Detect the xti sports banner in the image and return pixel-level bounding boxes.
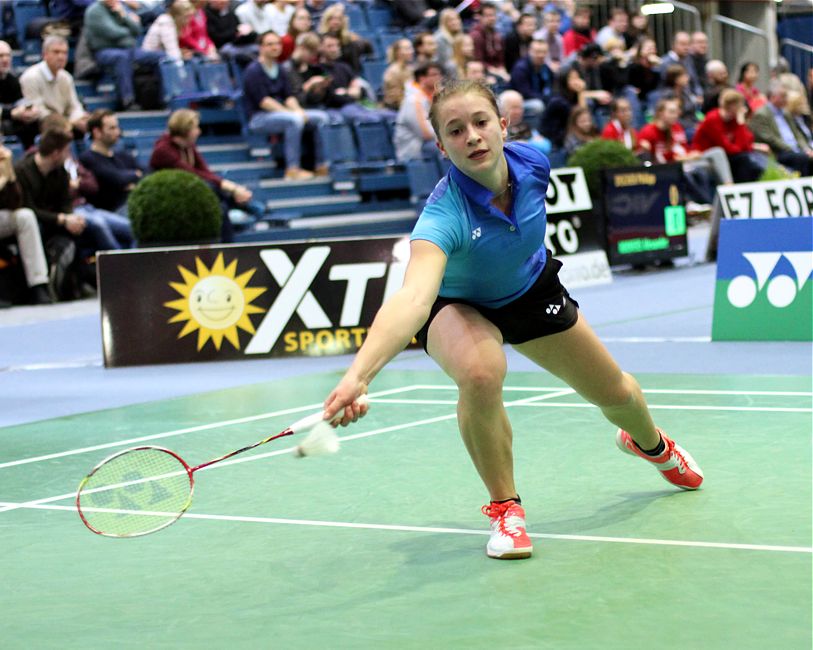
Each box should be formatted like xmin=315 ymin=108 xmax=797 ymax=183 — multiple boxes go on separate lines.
xmin=712 ymin=217 xmax=813 ymax=341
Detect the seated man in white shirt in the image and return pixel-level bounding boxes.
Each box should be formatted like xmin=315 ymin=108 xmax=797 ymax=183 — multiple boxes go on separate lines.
xmin=19 ymin=35 xmax=89 ymax=136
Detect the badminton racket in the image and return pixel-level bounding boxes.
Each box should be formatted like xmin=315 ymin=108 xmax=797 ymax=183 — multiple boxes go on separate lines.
xmin=76 ymin=396 xmax=367 ymax=538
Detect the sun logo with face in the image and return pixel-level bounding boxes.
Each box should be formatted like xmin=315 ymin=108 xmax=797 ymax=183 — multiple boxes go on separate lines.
xmin=164 ymin=253 xmax=266 ymax=351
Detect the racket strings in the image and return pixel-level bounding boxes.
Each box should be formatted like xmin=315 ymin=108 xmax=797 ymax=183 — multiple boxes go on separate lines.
xmin=77 ymin=448 xmax=193 ymax=537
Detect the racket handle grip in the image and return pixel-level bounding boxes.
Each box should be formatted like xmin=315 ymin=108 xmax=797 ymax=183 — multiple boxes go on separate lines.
xmin=289 ymin=395 xmax=369 ymax=434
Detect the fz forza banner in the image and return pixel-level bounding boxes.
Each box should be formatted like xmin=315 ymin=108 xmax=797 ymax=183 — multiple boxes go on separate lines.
xmin=99 ymin=238 xmax=410 ymax=367
xmin=717 ymin=176 xmax=813 ymax=219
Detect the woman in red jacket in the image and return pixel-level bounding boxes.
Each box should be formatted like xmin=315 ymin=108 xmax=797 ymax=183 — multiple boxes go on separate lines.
xmin=692 ymin=88 xmax=769 ymax=182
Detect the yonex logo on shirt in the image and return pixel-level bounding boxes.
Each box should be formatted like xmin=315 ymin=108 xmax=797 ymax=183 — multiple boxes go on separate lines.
xmin=471 ymin=227 xmax=482 ymax=240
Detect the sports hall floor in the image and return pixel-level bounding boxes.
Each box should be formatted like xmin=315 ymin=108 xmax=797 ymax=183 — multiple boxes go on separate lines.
xmin=1 ymin=226 xmax=810 ymax=649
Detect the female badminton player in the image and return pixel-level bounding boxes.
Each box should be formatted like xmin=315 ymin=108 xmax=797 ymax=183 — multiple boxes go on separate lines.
xmin=323 ymin=79 xmax=703 ymax=560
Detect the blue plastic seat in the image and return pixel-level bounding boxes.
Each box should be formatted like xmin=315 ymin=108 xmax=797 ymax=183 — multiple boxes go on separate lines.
xmin=196 ymin=60 xmax=240 ymax=100
xmin=406 ymin=157 xmax=442 ymax=212
xmin=158 ymin=59 xmax=211 ymax=108
xmin=352 ymin=120 xmax=396 ymax=163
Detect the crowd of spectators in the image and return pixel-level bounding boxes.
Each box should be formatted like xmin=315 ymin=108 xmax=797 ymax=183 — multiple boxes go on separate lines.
xmin=1 ymin=0 xmax=812 ymax=306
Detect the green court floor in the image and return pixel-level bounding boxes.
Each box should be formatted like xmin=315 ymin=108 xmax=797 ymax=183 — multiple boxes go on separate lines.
xmin=1 ymin=370 xmax=811 ymax=649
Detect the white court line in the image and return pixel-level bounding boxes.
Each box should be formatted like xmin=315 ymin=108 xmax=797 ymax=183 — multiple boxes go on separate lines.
xmin=416 ymin=385 xmax=813 ymax=398
xmin=0 ymin=389 xmax=577 ymax=514
xmin=1 ymin=359 xmax=102 ymax=372
xmin=373 ymin=398 xmax=813 ymax=414
xmin=600 ymin=336 xmax=712 ymax=343
xmin=0 ymin=385 xmax=423 ymax=471
xmin=4 ymin=502 xmax=811 ymax=555
xmin=2 ymin=384 xmax=809 ymax=471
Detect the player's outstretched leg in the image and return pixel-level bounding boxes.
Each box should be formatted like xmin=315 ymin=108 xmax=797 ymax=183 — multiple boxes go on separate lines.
xmin=514 ymin=316 xmax=704 ymax=491
xmin=616 ymin=428 xmax=704 ymax=490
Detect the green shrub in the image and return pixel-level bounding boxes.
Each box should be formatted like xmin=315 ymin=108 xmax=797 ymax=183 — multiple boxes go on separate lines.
xmin=566 ymin=139 xmax=641 ymax=198
xmin=128 ymin=169 xmax=222 ymax=244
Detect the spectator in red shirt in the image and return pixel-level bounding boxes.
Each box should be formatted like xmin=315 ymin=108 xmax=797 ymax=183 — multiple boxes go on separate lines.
xmin=179 ymin=0 xmax=218 ymax=60
xmin=693 ymin=88 xmax=769 ymax=182
xmin=735 ymin=62 xmax=767 ymax=114
xmin=601 ymin=97 xmax=637 ymax=151
xmin=562 ymin=6 xmax=595 ymax=58
xmin=637 ymin=97 xmax=691 ymax=163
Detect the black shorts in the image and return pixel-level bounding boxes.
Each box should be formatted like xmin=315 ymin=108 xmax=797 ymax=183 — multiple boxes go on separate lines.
xmin=415 ymin=252 xmax=580 ymax=351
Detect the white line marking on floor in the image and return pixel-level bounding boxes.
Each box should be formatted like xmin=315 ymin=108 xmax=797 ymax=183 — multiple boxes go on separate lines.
xmin=0 ymin=359 xmax=103 ymax=372
xmin=372 ymin=399 xmax=812 ymax=414
xmin=0 ymin=389 xmax=576 ymax=513
xmin=6 ymin=502 xmax=811 ymax=555
xmin=600 ymin=336 xmax=712 ymax=343
xmin=3 ymin=383 xmax=809 ymax=471
xmin=416 ymin=385 xmax=813 ymax=397
xmin=0 ymin=385 xmax=423 ymax=471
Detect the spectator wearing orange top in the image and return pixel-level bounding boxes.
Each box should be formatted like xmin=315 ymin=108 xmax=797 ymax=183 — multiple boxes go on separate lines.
xmin=179 ymin=0 xmax=218 ymax=59
xmin=601 ymin=98 xmax=637 ymax=151
xmin=735 ymin=62 xmax=767 ymax=114
xmin=562 ymin=6 xmax=595 ymax=58
xmin=692 ymin=88 xmax=768 ymax=182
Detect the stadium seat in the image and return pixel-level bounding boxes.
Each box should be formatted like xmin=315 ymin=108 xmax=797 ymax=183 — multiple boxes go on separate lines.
xmin=158 ymin=59 xmax=212 ymax=109
xmin=366 ymin=6 xmax=395 ymax=31
xmin=344 ymin=3 xmax=368 ymax=32
xmin=196 ymin=60 xmax=240 ymax=101
xmin=320 ymin=122 xmax=358 ymax=168
xmin=406 ymin=157 xmax=442 ymax=212
xmin=352 ymin=120 xmax=396 ymax=163
xmin=12 ymin=0 xmax=48 ymax=58
xmin=361 ymin=60 xmax=388 ymax=99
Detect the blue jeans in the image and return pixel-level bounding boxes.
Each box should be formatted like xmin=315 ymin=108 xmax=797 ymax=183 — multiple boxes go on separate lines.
xmin=94 ymin=48 xmax=163 ymax=105
xmin=248 ymin=109 xmax=329 ymax=169
xmin=75 ymin=205 xmax=134 ymax=251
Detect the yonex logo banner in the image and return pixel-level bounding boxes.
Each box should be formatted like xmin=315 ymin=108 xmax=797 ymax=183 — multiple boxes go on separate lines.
xmin=712 ymin=217 xmax=812 ymax=341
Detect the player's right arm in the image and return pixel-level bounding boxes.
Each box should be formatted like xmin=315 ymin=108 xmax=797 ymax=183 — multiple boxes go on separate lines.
xmin=323 ymin=239 xmax=447 ymax=423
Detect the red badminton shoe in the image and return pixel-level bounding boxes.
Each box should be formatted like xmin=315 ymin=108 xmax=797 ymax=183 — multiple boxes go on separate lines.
xmin=481 ymin=500 xmax=533 ymax=559
xmin=616 ymin=428 xmax=704 ymax=490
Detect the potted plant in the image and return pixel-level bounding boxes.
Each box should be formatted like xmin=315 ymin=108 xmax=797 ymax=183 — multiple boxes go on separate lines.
xmin=128 ymin=170 xmax=222 ymax=245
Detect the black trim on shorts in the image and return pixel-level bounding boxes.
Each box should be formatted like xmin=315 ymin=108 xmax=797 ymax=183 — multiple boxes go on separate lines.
xmin=415 ymin=252 xmax=580 ymax=352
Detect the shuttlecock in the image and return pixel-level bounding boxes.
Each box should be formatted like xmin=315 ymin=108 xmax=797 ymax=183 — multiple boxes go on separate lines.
xmin=294 ymin=421 xmax=340 ymax=458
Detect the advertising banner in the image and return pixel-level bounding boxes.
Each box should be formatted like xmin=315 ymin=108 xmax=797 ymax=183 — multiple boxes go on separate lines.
xmin=717 ymin=176 xmax=813 ymax=219
xmin=545 ymin=167 xmax=612 ymax=287
xmin=711 ymin=217 xmax=812 ymax=341
xmin=99 ymin=237 xmax=409 ymax=366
